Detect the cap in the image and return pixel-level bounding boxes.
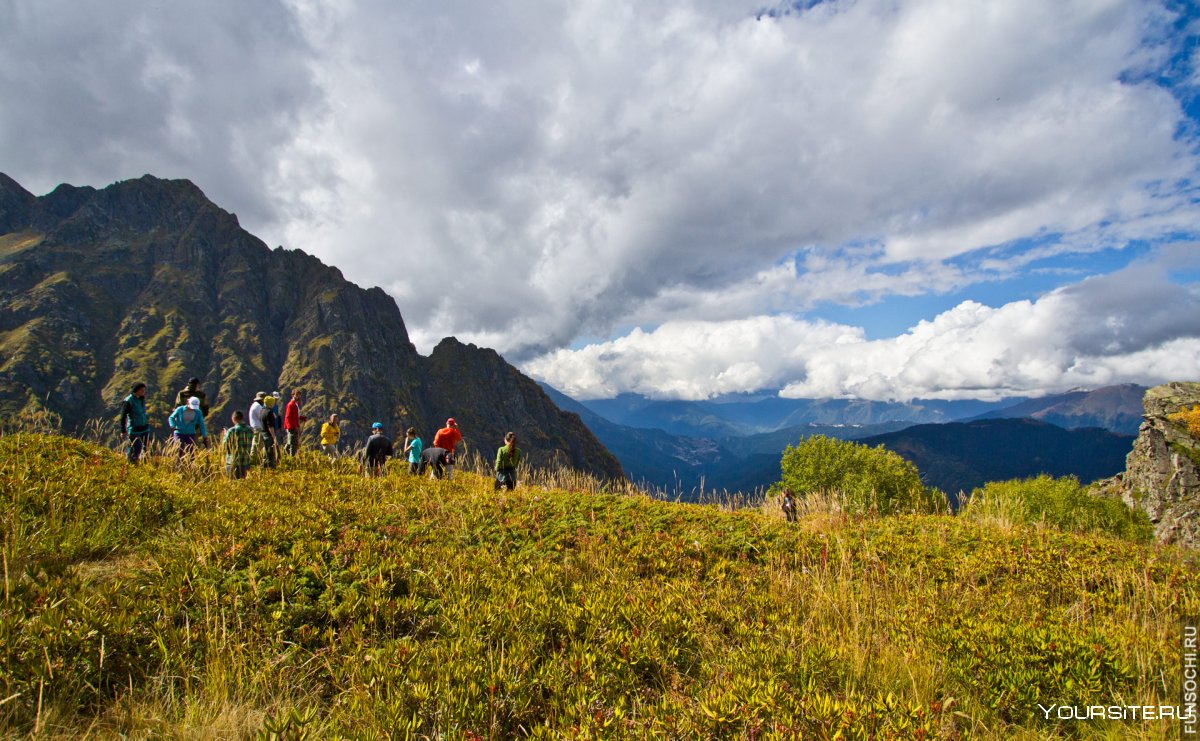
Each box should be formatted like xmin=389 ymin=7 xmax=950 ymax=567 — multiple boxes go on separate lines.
xmin=187 ymin=396 xmax=201 ymax=409
xmin=372 ymin=422 xmax=383 ymax=429
xmin=446 ymin=417 xmax=456 ymax=426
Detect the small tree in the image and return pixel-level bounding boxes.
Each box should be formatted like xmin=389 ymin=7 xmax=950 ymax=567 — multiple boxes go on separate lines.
xmin=773 ymin=435 xmax=946 ymax=515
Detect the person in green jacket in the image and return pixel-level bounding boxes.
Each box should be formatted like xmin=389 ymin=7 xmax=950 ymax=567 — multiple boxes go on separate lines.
xmin=222 ymin=410 xmax=254 ymax=479
xmin=118 ymin=381 xmax=150 ymax=463
xmin=494 ymin=431 xmax=521 ymax=491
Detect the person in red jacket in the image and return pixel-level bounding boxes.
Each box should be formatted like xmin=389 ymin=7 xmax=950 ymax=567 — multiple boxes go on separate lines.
xmin=431 ymin=417 xmax=464 ymax=479
xmin=283 ymin=389 xmax=307 ymax=456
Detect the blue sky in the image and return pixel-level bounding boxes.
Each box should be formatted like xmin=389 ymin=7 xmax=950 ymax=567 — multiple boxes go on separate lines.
xmin=1 ymin=0 xmax=1198 ymax=400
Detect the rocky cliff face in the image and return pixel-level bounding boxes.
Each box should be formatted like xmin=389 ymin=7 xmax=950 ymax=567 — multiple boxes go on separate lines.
xmin=0 ymin=173 xmax=623 ymax=480
xmin=1116 ymin=382 xmax=1200 ymax=547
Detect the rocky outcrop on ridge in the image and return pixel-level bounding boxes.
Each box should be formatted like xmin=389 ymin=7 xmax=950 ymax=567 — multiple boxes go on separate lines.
xmin=1114 ymin=382 xmax=1200 ymax=547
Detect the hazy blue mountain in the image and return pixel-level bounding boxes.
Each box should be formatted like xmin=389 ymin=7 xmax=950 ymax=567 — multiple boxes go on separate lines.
xmin=539 ymin=384 xmax=746 ymax=499
xmin=579 ymin=392 xmax=1022 ymax=437
xmin=967 ymin=384 xmax=1146 ymax=435
xmin=718 ymin=421 xmax=914 ymax=458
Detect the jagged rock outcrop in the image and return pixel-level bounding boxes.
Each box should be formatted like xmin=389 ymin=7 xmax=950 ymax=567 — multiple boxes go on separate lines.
xmin=0 ymin=173 xmax=624 ymax=480
xmin=1115 ymin=382 xmax=1200 ymax=547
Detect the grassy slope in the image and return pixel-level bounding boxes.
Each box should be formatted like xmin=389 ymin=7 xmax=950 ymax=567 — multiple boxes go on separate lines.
xmin=1 ymin=435 xmax=1197 ymax=739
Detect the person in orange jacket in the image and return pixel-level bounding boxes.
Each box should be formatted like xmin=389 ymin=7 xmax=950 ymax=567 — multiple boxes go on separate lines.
xmin=432 ymin=418 xmax=464 ymax=480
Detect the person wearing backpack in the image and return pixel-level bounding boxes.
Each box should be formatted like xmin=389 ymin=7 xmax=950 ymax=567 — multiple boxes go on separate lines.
xmin=362 ymin=422 xmax=394 ymax=477
xmin=118 ymin=381 xmax=151 ymax=463
xmin=175 ymin=377 xmax=210 ymax=418
xmin=248 ymin=392 xmax=277 ymax=469
xmin=432 ymin=418 xmax=463 ymax=480
xmin=258 ymin=395 xmax=280 ymax=468
xmin=168 ymin=396 xmax=208 ymax=458
xmin=494 ymin=432 xmax=521 ymax=491
xmin=222 ymin=410 xmax=254 ymax=479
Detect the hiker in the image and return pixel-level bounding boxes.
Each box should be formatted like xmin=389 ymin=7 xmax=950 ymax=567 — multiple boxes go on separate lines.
xmin=403 ymin=427 xmax=423 ymax=475
xmin=262 ymin=396 xmax=280 ymax=463
xmin=494 ymin=431 xmax=521 ymax=491
xmin=222 ymin=410 xmax=254 ymax=479
xmin=168 ymin=396 xmax=208 ymax=458
xmin=283 ymin=389 xmax=307 ymax=456
xmin=362 ymin=422 xmax=393 ymax=477
xmin=175 ymin=377 xmax=210 ymax=418
xmin=419 ymin=446 xmax=450 ymax=479
xmin=432 ymin=418 xmax=463 ymax=479
xmin=320 ymin=413 xmax=341 ymax=460
xmin=118 ymin=381 xmax=150 ymax=464
xmin=249 ymin=392 xmax=277 ymax=468
xmin=272 ymin=390 xmax=284 ymax=441
xmin=781 ymin=488 xmax=798 ymax=523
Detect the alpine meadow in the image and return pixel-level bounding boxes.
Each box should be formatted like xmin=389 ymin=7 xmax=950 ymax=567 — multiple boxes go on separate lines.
xmin=1 ymin=431 xmax=1196 ymax=738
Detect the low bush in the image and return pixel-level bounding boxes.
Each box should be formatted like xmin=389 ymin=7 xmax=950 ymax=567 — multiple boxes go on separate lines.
xmin=959 ymin=474 xmax=1154 ymax=542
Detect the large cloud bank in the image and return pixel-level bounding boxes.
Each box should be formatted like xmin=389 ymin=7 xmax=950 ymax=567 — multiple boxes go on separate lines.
xmin=2 ymin=0 xmax=1198 ymax=399
xmin=526 ymin=250 xmax=1200 ymax=400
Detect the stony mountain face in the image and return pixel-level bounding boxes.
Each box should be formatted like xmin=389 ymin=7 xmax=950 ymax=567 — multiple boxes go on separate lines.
xmin=0 ymin=173 xmax=623 ymax=479
xmin=1108 ymin=382 xmax=1200 ymax=548
xmin=969 ymin=384 xmax=1146 ymax=435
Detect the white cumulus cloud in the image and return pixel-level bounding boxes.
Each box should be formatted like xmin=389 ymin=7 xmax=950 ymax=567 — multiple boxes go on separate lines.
xmin=527 ymin=249 xmax=1200 ymax=400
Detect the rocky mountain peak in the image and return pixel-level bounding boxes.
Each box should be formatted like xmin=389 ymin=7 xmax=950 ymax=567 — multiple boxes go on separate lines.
xmin=0 ymin=173 xmax=624 ymax=480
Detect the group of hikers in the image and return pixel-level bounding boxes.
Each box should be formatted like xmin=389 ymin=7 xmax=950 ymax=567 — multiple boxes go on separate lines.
xmin=117 ymin=378 xmax=523 ymax=491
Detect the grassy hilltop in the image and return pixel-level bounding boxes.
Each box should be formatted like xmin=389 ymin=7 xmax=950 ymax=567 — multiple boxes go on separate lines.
xmin=2 ymin=434 xmax=1197 ymax=738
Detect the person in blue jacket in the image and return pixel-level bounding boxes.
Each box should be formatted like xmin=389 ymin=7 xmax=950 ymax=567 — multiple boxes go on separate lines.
xmin=118 ymin=381 xmax=150 ymax=463
xmin=168 ymin=396 xmax=208 ymax=458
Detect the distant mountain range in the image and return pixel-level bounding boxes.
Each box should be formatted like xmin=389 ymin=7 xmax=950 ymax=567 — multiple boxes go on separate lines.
xmin=554 ymin=385 xmax=1144 ymax=499
xmin=578 ymin=393 xmax=1017 ymax=438
xmin=966 ymin=383 xmax=1146 ymax=435
xmin=0 ymin=173 xmax=622 ymax=479
xmin=859 ymin=419 xmax=1134 ymax=503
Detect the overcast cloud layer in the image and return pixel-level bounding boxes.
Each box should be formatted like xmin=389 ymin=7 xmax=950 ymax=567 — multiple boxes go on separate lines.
xmin=2 ymin=0 xmax=1198 ymax=400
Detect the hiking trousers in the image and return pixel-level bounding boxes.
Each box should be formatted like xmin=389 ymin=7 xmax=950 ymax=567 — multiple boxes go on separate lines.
xmin=253 ymin=429 xmax=277 ymax=468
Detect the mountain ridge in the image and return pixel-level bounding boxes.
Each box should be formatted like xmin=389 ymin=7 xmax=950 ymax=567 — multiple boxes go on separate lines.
xmin=0 ymin=173 xmax=623 ymax=479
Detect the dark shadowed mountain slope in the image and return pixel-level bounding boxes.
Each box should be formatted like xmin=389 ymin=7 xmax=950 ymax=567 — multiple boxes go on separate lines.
xmin=0 ymin=173 xmax=622 ymax=479
xmin=860 ymin=418 xmax=1134 ymax=499
xmin=967 ymin=384 xmax=1146 ymax=435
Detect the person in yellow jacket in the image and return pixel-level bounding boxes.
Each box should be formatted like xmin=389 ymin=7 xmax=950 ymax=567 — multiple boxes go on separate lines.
xmin=320 ymin=413 xmax=341 ymax=460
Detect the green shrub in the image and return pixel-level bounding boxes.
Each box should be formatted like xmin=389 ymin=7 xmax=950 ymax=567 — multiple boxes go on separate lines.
xmin=772 ymin=435 xmax=947 ymax=515
xmin=959 ymin=474 xmax=1154 ymax=542
xmin=1168 ymin=404 xmax=1200 ymax=438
